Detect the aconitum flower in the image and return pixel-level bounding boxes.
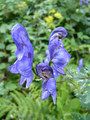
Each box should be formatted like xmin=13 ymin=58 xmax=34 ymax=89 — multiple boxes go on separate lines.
xmin=44 ymin=27 xmax=71 ymax=77
xmin=36 ymin=63 xmax=56 ymax=104
xmin=80 ymin=0 xmax=88 ymax=5
xmin=36 ymin=27 xmax=70 ymax=103
xmin=9 ymin=23 xmax=34 ymax=88
xmin=77 ymin=59 xmax=83 ymax=72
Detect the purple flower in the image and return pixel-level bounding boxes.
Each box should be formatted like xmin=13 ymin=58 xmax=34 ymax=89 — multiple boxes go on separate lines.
xmin=80 ymin=0 xmax=89 ymax=5
xmin=9 ymin=23 xmax=34 ymax=88
xmin=48 ymin=27 xmax=67 ymax=59
xmin=77 ymin=59 xmax=83 ymax=72
xmin=36 ymin=63 xmax=56 ymax=104
xmin=50 ymin=27 xmax=68 ymax=40
xmin=44 ymin=27 xmax=71 ymax=77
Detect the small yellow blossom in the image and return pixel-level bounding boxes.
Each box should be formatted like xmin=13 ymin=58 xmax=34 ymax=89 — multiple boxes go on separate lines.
xmin=49 ymin=9 xmax=56 ymax=14
xmin=16 ymin=2 xmax=28 ymax=10
xmin=54 ymin=12 xmax=63 ymax=19
xmin=44 ymin=16 xmax=54 ymax=24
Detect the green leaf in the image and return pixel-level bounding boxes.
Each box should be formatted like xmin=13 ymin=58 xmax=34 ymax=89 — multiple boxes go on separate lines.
xmin=6 ymin=44 xmax=16 ymax=52
xmin=0 ymin=63 xmax=7 ymax=70
xmin=0 ymin=82 xmax=5 ymax=95
xmin=0 ymin=43 xmax=5 ymax=50
xmin=0 ymin=52 xmax=7 ymax=57
xmin=70 ymin=98 xmax=80 ymax=111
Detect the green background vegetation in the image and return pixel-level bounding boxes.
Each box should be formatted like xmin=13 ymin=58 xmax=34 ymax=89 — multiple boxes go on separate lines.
xmin=0 ymin=0 xmax=90 ymax=120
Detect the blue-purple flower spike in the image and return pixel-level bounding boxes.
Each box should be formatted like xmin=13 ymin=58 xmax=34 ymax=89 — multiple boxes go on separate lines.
xmin=77 ymin=59 xmax=83 ymax=72
xmin=44 ymin=27 xmax=71 ymax=78
xmin=36 ymin=27 xmax=70 ymax=104
xmin=50 ymin=27 xmax=68 ymax=40
xmin=80 ymin=0 xmax=89 ymax=5
xmin=9 ymin=23 xmax=34 ymax=88
xmin=36 ymin=63 xmax=56 ymax=104
xmin=44 ymin=27 xmax=67 ymax=64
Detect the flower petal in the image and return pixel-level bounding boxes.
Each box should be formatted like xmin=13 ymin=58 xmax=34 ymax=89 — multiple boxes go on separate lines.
xmin=52 ymin=47 xmax=71 ymax=68
xmin=47 ymin=78 xmax=56 ymax=104
xmin=46 ymin=78 xmax=56 ymax=94
xmin=19 ymin=75 xmax=26 ymax=85
xmin=20 ymin=71 xmax=33 ymax=88
xmin=51 ymin=90 xmax=56 ymax=104
xmin=11 ymin=23 xmax=34 ymax=60
xmin=52 ymin=65 xmax=65 ymax=77
xmin=80 ymin=0 xmax=88 ymax=5
xmin=17 ymin=59 xmax=31 ymax=76
xmin=15 ymin=49 xmax=24 ymax=60
xmin=48 ymin=27 xmax=67 ymax=60
xmin=26 ymin=75 xmax=33 ymax=88
xmin=9 ymin=23 xmax=34 ymax=88
xmin=36 ymin=63 xmax=53 ymax=80
xmin=50 ymin=27 xmax=67 ymax=40
xmin=49 ymin=39 xmax=63 ymax=59
xmin=42 ymin=78 xmax=56 ymax=104
xmin=42 ymin=91 xmax=50 ymax=100
xmin=77 ymin=58 xmax=83 ymax=72
xmin=44 ymin=50 xmax=50 ymax=64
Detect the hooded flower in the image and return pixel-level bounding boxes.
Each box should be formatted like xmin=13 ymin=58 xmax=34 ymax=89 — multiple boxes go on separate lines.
xmin=80 ymin=0 xmax=88 ymax=5
xmin=44 ymin=27 xmax=71 ymax=77
xmin=77 ymin=58 xmax=83 ymax=72
xmin=9 ymin=23 xmax=34 ymax=88
xmin=36 ymin=63 xmax=56 ymax=104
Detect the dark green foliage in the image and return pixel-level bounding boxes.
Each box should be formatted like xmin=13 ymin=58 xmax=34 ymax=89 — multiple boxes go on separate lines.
xmin=0 ymin=0 xmax=90 ymax=119
xmin=0 ymin=65 xmax=90 ymax=120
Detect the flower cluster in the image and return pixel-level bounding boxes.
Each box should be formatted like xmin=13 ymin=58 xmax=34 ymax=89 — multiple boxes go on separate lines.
xmin=54 ymin=12 xmax=63 ymax=19
xmin=9 ymin=24 xmax=34 ymax=88
xmin=36 ymin=63 xmax=56 ymax=104
xmin=80 ymin=0 xmax=89 ymax=5
xmin=9 ymin=24 xmax=71 ymax=104
xmin=44 ymin=27 xmax=71 ymax=77
xmin=36 ymin=27 xmax=71 ymax=104
xmin=44 ymin=9 xmax=63 ymax=28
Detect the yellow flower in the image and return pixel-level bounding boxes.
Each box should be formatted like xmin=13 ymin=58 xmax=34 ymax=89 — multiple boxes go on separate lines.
xmin=16 ymin=2 xmax=28 ymax=10
xmin=49 ymin=9 xmax=56 ymax=14
xmin=54 ymin=12 xmax=63 ymax=19
xmin=44 ymin=16 xmax=54 ymax=24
